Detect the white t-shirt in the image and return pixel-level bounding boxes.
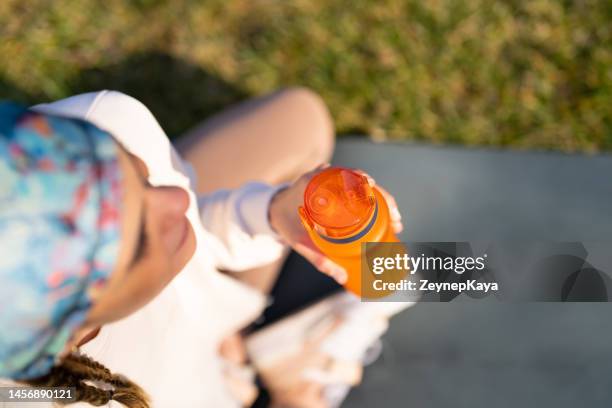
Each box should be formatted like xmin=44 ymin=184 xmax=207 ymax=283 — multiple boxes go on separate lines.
xmin=1 ymin=90 xmax=286 ymax=407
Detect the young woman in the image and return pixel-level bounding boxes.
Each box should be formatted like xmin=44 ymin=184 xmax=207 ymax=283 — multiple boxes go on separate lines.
xmin=0 ymin=88 xmax=402 ymax=407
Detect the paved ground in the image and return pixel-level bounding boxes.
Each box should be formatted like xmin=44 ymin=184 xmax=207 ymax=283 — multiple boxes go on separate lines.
xmin=332 ymin=139 xmax=612 ymax=408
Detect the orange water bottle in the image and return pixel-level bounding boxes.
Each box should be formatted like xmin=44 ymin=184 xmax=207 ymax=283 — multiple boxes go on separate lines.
xmin=298 ymin=167 xmax=401 ymax=297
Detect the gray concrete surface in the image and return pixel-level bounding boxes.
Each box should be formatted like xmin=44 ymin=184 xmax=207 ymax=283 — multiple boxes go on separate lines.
xmin=332 ymin=139 xmax=612 ymax=408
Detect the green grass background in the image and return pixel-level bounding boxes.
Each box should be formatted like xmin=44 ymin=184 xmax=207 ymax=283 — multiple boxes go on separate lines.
xmin=1 ymin=0 xmax=610 ymax=152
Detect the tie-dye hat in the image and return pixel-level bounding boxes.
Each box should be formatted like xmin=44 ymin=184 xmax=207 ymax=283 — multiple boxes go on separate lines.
xmin=0 ymin=103 xmax=122 ymax=380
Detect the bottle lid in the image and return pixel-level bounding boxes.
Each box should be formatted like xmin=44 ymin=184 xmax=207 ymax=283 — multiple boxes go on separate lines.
xmin=303 ymin=167 xmax=376 ymax=238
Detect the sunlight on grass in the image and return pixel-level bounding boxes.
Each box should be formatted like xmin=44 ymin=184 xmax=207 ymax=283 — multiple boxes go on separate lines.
xmin=1 ymin=0 xmax=610 ymax=152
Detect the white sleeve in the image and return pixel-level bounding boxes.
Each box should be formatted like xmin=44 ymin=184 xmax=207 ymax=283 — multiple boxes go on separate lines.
xmin=31 ymin=90 xmax=287 ymax=271
xmin=198 ymin=182 xmax=289 ymax=271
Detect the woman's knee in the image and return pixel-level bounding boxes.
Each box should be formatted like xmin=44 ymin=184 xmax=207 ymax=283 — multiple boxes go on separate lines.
xmin=277 ymin=87 xmax=336 ymax=164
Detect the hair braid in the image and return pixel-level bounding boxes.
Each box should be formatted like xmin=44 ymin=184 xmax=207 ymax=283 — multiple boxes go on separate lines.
xmin=74 ymin=382 xmax=114 ymax=406
xmin=19 ymin=353 xmax=150 ymax=408
xmin=64 ymin=354 xmax=145 ymax=393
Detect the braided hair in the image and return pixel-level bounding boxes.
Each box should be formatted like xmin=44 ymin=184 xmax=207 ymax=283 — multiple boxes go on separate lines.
xmin=20 ymin=353 xmax=150 ymax=407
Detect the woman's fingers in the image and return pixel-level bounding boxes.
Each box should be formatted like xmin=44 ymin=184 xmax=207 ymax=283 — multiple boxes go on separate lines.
xmin=271 ymin=381 xmax=328 ymax=408
xmin=293 ymin=242 xmax=347 ymax=285
xmin=219 ymin=334 xmax=247 ymax=364
xmin=353 ymin=170 xmax=401 ymax=216
xmin=377 ymin=188 xmax=403 ymax=233
xmin=222 ymin=363 xmax=258 ymax=406
xmin=383 ymin=188 xmax=403 ymax=234
xmin=375 ymin=185 xmax=400 ymax=218
xmin=354 ymin=169 xmax=375 ymax=187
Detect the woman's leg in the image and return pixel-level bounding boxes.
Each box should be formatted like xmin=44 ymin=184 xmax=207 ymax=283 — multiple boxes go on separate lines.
xmin=175 ymin=87 xmax=335 ymax=193
xmin=175 ymin=87 xmax=335 ymax=292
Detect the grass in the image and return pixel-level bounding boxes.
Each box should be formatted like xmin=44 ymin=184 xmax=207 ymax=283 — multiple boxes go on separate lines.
xmin=1 ymin=0 xmax=611 ymax=152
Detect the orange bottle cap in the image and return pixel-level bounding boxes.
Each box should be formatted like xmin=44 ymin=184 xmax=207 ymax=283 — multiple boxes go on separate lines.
xmin=303 ymin=167 xmax=375 ymax=238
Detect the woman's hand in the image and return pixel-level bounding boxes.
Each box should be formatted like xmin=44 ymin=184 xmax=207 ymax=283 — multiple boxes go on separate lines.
xmin=219 ymin=333 xmax=258 ymax=407
xmin=268 ymin=165 xmax=403 ymax=284
xmin=270 ymin=382 xmax=328 ymax=408
xmin=257 ymin=315 xmax=362 ymax=408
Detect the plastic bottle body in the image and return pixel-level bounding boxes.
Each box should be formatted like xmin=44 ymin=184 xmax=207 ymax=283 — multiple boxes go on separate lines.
xmin=300 ymin=188 xmax=398 ymax=295
xmin=298 ymin=167 xmax=402 ymax=297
